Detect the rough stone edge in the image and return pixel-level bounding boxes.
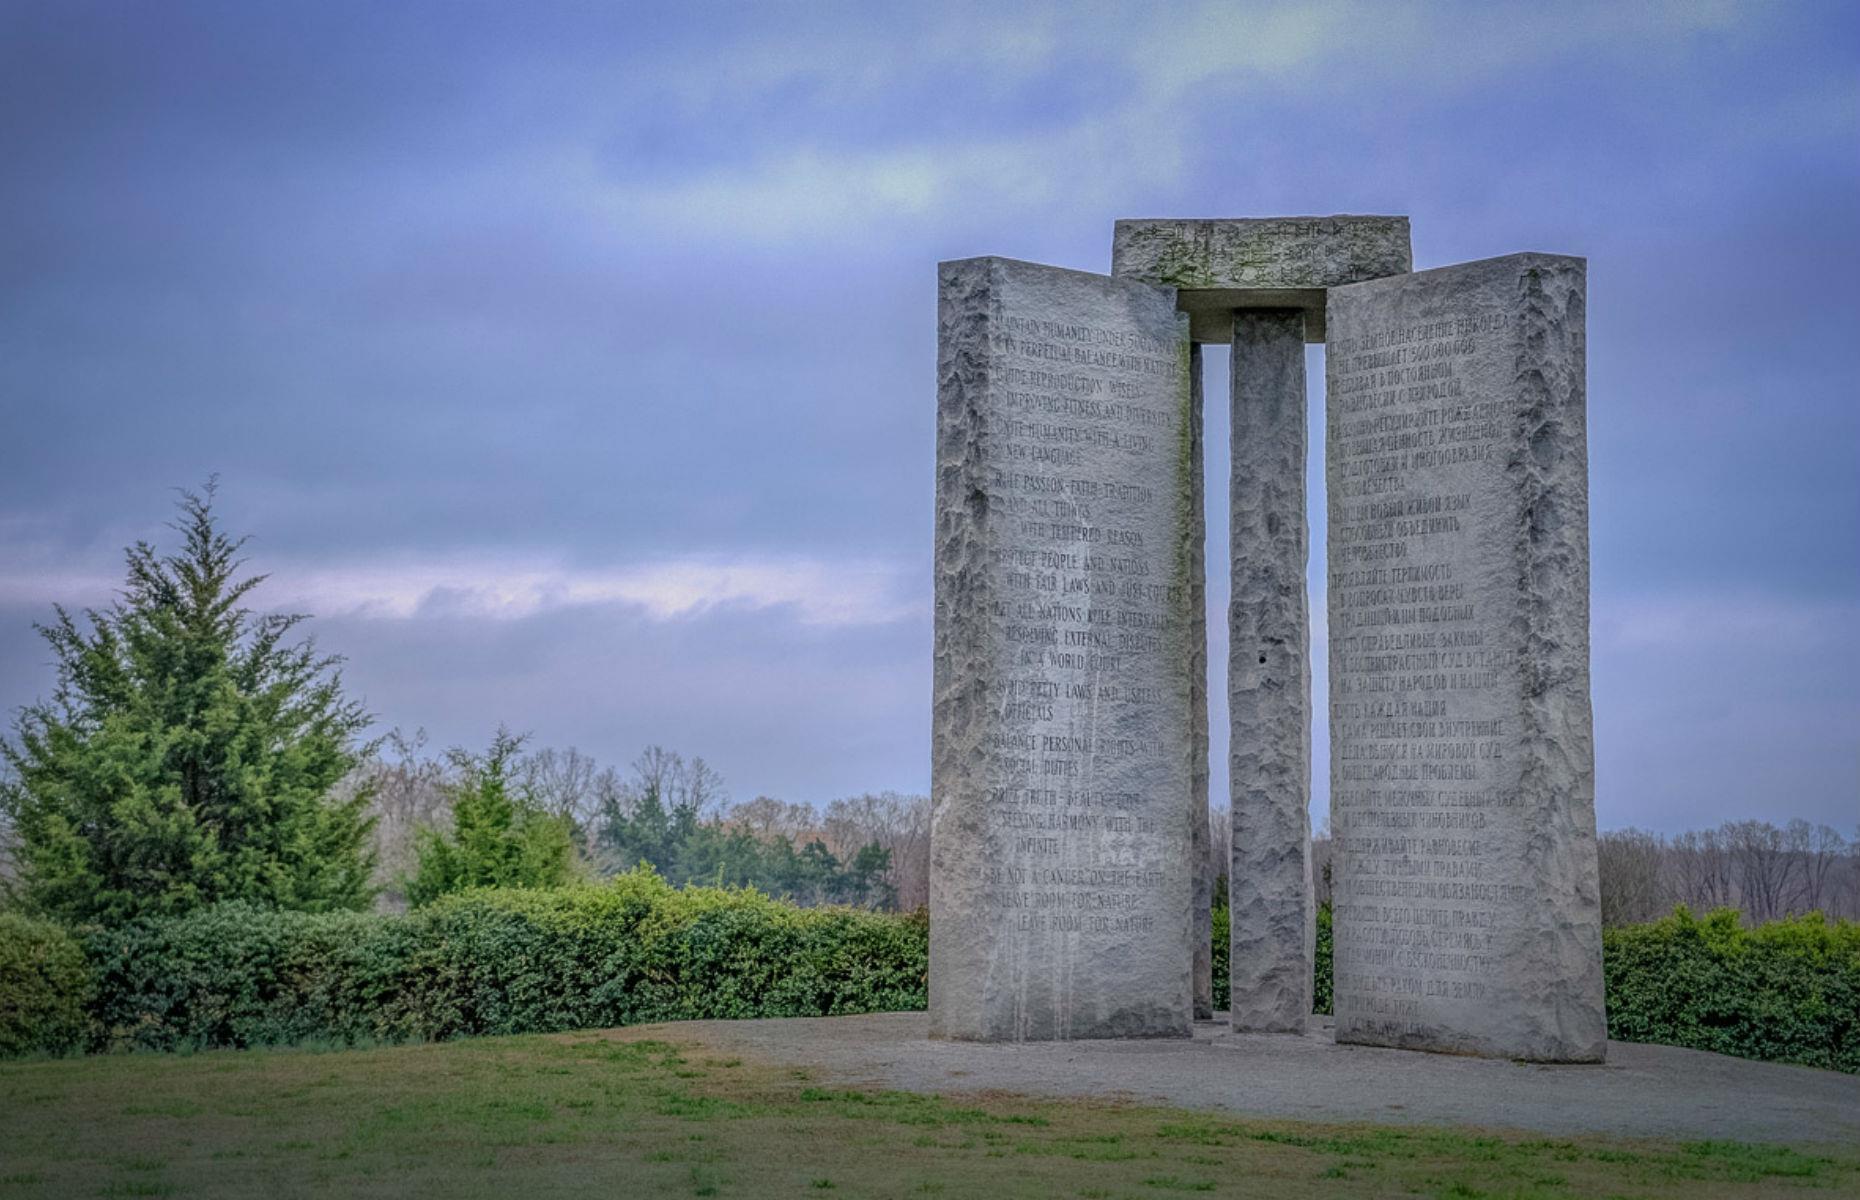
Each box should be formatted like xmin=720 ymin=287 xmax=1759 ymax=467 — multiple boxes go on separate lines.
xmin=928 ymin=255 xmax=1000 ymax=1042
xmin=1506 ymin=254 xmax=1607 ymax=1064
xmin=1227 ymin=309 xmax=1315 ymax=1033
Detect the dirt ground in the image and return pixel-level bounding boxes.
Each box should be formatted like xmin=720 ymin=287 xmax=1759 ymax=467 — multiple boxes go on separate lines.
xmin=677 ymin=1012 xmax=1860 ymax=1147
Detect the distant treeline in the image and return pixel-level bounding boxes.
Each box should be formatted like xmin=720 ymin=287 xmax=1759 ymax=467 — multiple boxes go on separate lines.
xmin=14 ymin=715 xmax=1850 ymax=926
xmin=1300 ymin=816 xmax=1859 ymax=925
xmin=339 ymin=734 xmax=929 ymax=913
xmin=349 ymin=741 xmax=1858 ymax=927
xmin=1595 ymin=821 xmax=1858 ymax=925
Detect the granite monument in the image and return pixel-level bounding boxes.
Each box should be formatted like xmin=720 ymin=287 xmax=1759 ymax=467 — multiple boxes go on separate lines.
xmin=930 ymin=256 xmax=1197 ymax=1041
xmin=930 ymin=224 xmax=1603 ymax=1061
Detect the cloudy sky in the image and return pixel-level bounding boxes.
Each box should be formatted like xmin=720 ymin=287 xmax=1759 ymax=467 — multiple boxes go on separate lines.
xmin=2 ymin=1 xmax=1855 ymax=832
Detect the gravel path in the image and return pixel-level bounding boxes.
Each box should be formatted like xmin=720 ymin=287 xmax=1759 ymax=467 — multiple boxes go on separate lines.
xmin=669 ymin=1012 xmax=1860 ymax=1147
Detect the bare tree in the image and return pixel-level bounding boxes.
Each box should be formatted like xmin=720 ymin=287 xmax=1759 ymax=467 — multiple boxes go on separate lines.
xmin=334 ymin=729 xmax=452 ymax=912
xmin=628 ymin=745 xmax=727 ymax=818
xmin=1670 ymin=827 xmax=1735 ymax=912
xmin=725 ymin=795 xmax=818 ymax=842
xmin=822 ymin=791 xmax=931 ymax=911
xmin=1207 ymin=803 xmax=1232 ymax=899
xmin=582 ymin=766 xmax=633 ymax=876
xmin=1787 ymin=820 xmax=1848 ymax=915
xmin=1597 ymin=828 xmax=1669 ymax=926
xmin=1724 ymin=819 xmax=1797 ymax=922
xmin=1847 ymin=826 xmax=1860 ymax=919
xmin=1310 ymin=825 xmax=1333 ymax=911
xmin=519 ymin=746 xmax=607 ymax=859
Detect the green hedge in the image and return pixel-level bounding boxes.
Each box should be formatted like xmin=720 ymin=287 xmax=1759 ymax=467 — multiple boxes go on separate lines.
xmin=1603 ymin=907 xmax=1859 ymax=1073
xmin=76 ymin=870 xmax=926 ymax=1053
xmin=1314 ymin=902 xmax=1333 ymax=1016
xmin=1212 ymin=900 xmax=1226 ymax=1003
xmin=0 ymin=913 xmax=91 ymax=1057
xmin=1205 ymin=900 xmax=1860 ymax=1073
xmin=6 ymin=887 xmax=1857 ymax=1073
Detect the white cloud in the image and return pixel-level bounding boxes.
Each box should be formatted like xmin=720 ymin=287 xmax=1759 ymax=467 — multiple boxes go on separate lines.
xmin=1127 ymin=2 xmax=1351 ymax=95
xmin=0 ymin=549 xmax=922 ymax=628
xmin=567 ymin=115 xmax=1183 ymax=244
xmin=557 ymin=0 xmax=1770 ymax=244
xmin=1125 ymin=0 xmax=1753 ymax=95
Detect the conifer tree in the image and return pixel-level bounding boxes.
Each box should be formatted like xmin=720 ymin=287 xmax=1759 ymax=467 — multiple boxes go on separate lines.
xmin=0 ymin=484 xmax=377 ymax=923
xmin=406 ymin=729 xmax=575 ymax=905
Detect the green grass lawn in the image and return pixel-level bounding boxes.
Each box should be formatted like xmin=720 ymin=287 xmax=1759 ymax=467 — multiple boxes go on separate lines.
xmin=1 ymin=1029 xmax=1854 ymax=1199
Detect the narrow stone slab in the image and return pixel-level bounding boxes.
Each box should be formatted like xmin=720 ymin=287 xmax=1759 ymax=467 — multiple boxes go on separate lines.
xmin=932 ymin=256 xmax=1196 ymax=1041
xmin=1112 ymin=217 xmax=1412 ymax=343
xmin=1228 ymin=309 xmax=1315 ymax=1033
xmin=1187 ymin=344 xmax=1212 ymax=1021
xmin=1324 ymin=252 xmax=1605 ymax=1062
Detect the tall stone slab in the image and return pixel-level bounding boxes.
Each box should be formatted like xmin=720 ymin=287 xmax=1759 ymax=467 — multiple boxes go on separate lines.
xmin=1324 ymin=253 xmax=1604 ymax=1062
xmin=932 ymin=256 xmax=1196 ymax=1041
xmin=1186 ymin=345 xmax=1212 ymax=1021
xmin=1228 ymin=310 xmax=1315 ymax=1032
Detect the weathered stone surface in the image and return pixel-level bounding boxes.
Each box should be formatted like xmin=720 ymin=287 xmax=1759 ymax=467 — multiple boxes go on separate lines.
xmin=1112 ymin=217 xmax=1412 ymax=343
xmin=1227 ymin=309 xmax=1315 ymax=1033
xmin=1324 ymin=252 xmax=1604 ymax=1062
xmin=931 ymin=255 xmax=1196 ymax=1042
xmin=1187 ymin=345 xmax=1212 ymax=1021
xmin=1113 ymin=268 xmax=1212 ymax=1020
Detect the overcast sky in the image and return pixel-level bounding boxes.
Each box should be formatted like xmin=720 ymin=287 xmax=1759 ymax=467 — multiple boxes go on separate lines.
xmin=2 ymin=1 xmax=1855 ymax=832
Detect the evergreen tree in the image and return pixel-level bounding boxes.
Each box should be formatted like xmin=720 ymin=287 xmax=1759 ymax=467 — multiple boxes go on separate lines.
xmin=842 ymin=842 xmax=896 ymax=910
xmin=406 ymin=729 xmax=575 ymax=905
xmin=667 ymin=822 xmax=767 ymax=891
xmin=576 ymin=746 xmax=905 ymax=910
xmin=594 ymin=772 xmax=703 ymax=876
xmin=0 ymin=484 xmax=376 ymax=923
xmin=593 ymin=776 xmax=671 ymax=872
xmin=793 ymin=838 xmax=842 ymax=905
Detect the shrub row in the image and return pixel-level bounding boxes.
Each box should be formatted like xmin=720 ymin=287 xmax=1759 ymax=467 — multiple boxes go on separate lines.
xmin=0 ymin=913 xmax=91 ymax=1056
xmin=6 ymin=870 xmax=926 ymax=1054
xmin=1209 ymin=904 xmax=1860 ymax=1072
xmin=4 ymin=887 xmax=1855 ymax=1073
xmin=1602 ymin=906 xmax=1859 ymax=1073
